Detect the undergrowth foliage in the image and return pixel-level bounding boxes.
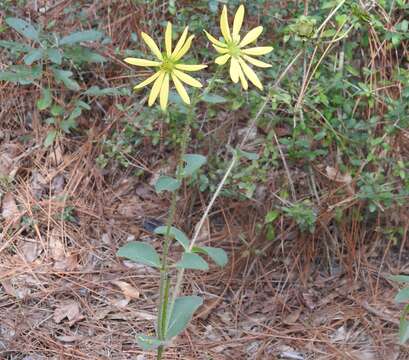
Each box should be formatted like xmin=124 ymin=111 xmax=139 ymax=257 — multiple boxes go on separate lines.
xmin=1 ymin=0 xmax=409 ymax=357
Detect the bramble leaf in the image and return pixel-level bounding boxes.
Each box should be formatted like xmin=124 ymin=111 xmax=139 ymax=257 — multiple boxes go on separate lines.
xmin=46 ymin=48 xmax=62 ymax=65
xmin=0 ymin=40 xmax=31 ymax=52
xmin=60 ymin=30 xmax=103 ymax=45
xmin=23 ymin=48 xmax=43 ymax=65
xmin=37 ymin=88 xmax=52 ymax=110
xmin=84 ymin=86 xmax=122 ymax=96
xmin=237 ymin=149 xmax=259 ymax=160
xmin=0 ymin=65 xmax=42 ymax=84
xmin=6 ymin=17 xmax=39 ymax=41
xmin=52 ymin=68 xmax=80 ymax=91
xmin=44 ymin=130 xmax=57 ymax=147
xmin=201 ymin=94 xmax=227 ymax=104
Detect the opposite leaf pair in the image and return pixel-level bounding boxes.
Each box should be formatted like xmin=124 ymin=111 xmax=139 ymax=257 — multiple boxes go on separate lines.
xmin=124 ymin=5 xmax=273 ymax=110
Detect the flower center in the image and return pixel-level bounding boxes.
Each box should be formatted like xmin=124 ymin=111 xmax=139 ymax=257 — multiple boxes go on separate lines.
xmin=161 ymin=54 xmax=175 ymax=73
xmin=226 ymin=41 xmax=241 ymax=58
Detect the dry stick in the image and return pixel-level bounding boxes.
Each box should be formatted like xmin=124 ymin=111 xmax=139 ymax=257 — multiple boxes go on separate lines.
xmin=167 ymin=52 xmax=304 ymax=332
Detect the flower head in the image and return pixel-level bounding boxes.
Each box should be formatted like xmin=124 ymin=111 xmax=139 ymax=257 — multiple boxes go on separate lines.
xmin=205 ymin=5 xmax=273 ymax=90
xmin=124 ymin=23 xmax=207 ymax=110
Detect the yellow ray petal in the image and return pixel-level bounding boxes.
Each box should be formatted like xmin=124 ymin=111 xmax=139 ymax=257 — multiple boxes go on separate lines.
xmin=204 ymin=30 xmax=227 ymax=48
xmin=238 ymin=57 xmax=263 ymax=90
xmin=239 ymin=26 xmax=263 ymax=48
xmin=173 ymin=69 xmax=202 ymax=88
xmin=148 ymin=71 xmax=165 ymax=106
xmin=174 ymin=35 xmax=194 ymax=61
xmin=213 ymin=44 xmax=230 ymax=54
xmin=165 ymin=22 xmax=172 ymax=56
xmin=242 ymin=54 xmax=272 ymax=68
xmin=172 ymin=73 xmax=190 ymax=104
xmin=220 ymin=5 xmax=232 ymax=42
xmin=241 ymin=46 xmax=273 ymax=56
xmin=134 ymin=70 xmax=162 ymax=89
xmin=215 ymin=53 xmax=231 ymax=65
xmin=124 ymin=58 xmax=161 ymax=67
xmin=160 ymin=73 xmax=170 ymax=110
xmin=141 ymin=32 xmax=163 ymax=60
xmin=229 ymin=57 xmax=240 ymax=83
xmin=172 ymin=27 xmax=189 ymax=57
xmin=175 ymin=64 xmax=207 ymax=72
xmin=232 ymin=5 xmax=245 ymax=41
xmin=237 ymin=63 xmax=248 ymax=90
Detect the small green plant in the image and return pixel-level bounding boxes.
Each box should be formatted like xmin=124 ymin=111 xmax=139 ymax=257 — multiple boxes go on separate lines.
xmin=0 ymin=17 xmax=107 ymax=145
xmin=282 ymin=200 xmax=317 ymax=233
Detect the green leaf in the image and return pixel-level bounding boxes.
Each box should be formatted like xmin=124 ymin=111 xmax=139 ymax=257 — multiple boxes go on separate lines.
xmin=0 ymin=65 xmax=42 ymax=84
xmin=117 ymin=241 xmax=161 ymax=268
xmin=44 ymin=130 xmax=57 ymax=147
xmin=165 ymin=296 xmax=203 ymax=339
xmin=201 ymin=246 xmax=228 ymax=267
xmin=155 ymin=176 xmax=181 ymax=193
xmin=136 ymin=334 xmax=164 ymax=351
xmin=6 ymin=17 xmax=39 ymax=41
xmin=51 ymin=104 xmax=64 ymax=116
xmin=23 ymin=48 xmax=43 ymax=65
xmin=237 ymin=149 xmax=259 ymax=160
xmin=154 ymin=226 xmax=189 ymax=250
xmin=63 ymin=47 xmax=106 ymax=63
xmin=60 ymin=30 xmax=103 ymax=45
xmin=60 ymin=107 xmax=81 ymax=133
xmin=389 ymin=275 xmax=409 ymax=283
xmin=37 ymin=88 xmax=52 ymax=110
xmin=0 ymin=40 xmax=31 ymax=52
xmin=52 ymin=68 xmax=80 ymax=91
xmin=400 ymin=318 xmax=409 ymax=344
xmin=321 ymin=0 xmax=339 ymax=9
xmin=265 ymin=210 xmax=279 ymax=224
xmin=60 ymin=118 xmax=77 ymax=133
xmin=176 ymin=252 xmax=208 ymax=270
xmin=193 ymin=246 xmax=228 ymax=267
xmin=76 ymin=100 xmax=91 ymax=110
xmin=46 ymin=48 xmax=62 ymax=65
xmin=391 ymin=34 xmax=401 ymax=47
xmin=182 ymin=154 xmax=207 ymax=177
xmin=168 ymin=0 xmax=176 ymax=14
xmin=395 ymin=287 xmax=409 ymax=303
xmin=400 ymin=306 xmax=409 ymax=344
xmin=201 ymin=94 xmax=227 ymax=104
xmin=84 ymin=85 xmax=122 ymax=96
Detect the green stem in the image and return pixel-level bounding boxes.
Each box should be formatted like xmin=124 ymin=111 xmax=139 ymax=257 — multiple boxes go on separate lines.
xmin=156 ymin=70 xmax=221 ymax=360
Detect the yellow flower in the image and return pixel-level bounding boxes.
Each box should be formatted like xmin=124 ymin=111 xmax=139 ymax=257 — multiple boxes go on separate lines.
xmin=124 ymin=23 xmax=207 ymax=110
xmin=204 ymin=5 xmax=273 ymax=90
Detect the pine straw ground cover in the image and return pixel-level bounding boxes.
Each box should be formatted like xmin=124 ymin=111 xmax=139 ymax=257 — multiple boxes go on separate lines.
xmin=1 ymin=0 xmax=409 ymax=359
